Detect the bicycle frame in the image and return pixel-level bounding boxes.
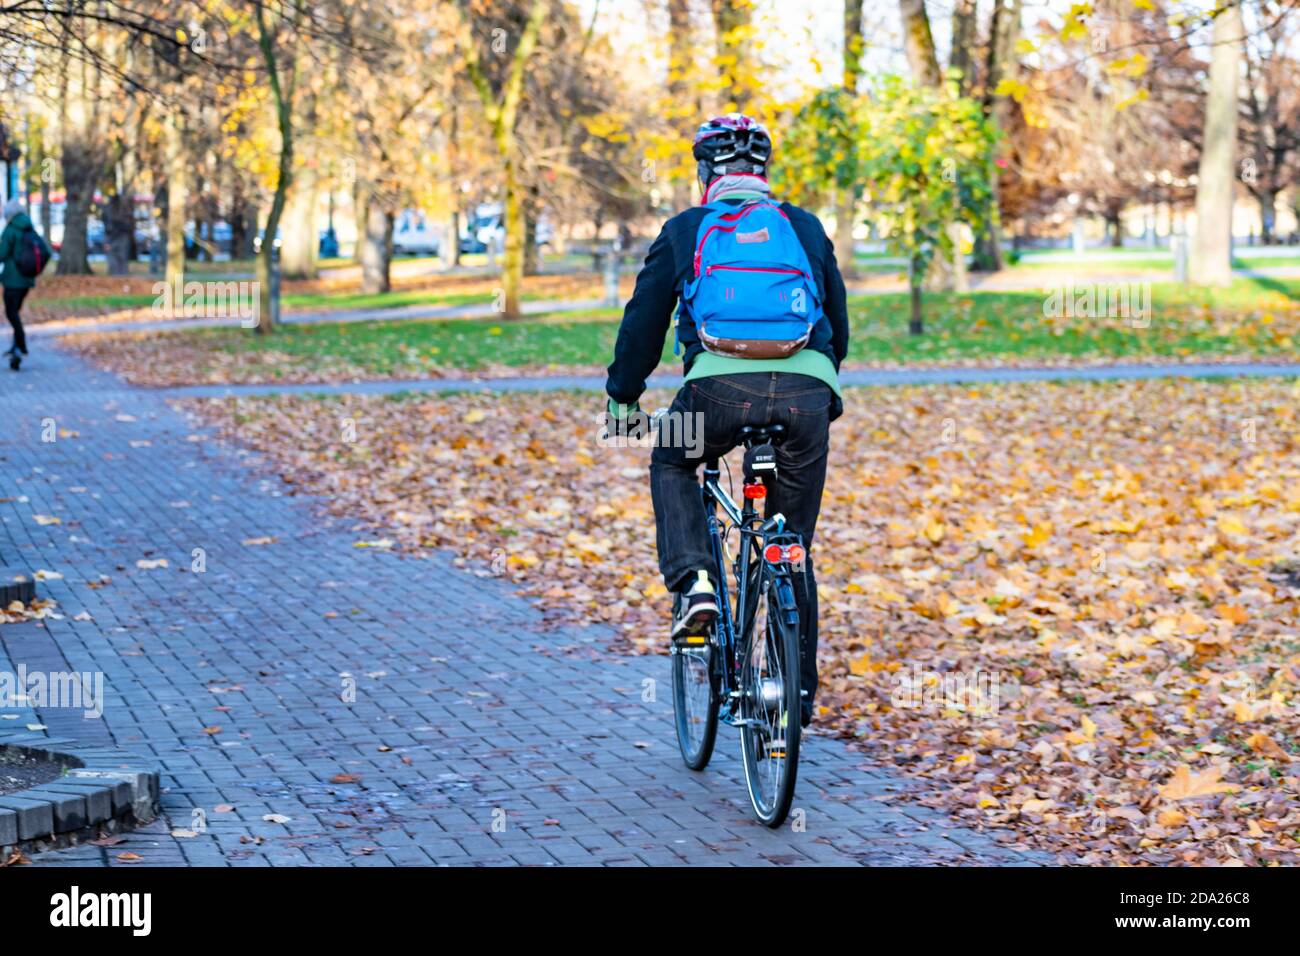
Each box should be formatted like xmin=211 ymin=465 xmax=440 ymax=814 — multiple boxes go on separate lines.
xmin=700 ymin=459 xmax=803 ymax=726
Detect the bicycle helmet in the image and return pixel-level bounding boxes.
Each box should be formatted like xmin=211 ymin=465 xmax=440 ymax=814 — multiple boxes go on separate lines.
xmin=692 ymin=113 xmax=772 ymax=185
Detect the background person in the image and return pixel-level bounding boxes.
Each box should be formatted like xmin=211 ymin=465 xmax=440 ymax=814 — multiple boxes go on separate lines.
xmin=0 ymin=197 xmax=53 ymax=370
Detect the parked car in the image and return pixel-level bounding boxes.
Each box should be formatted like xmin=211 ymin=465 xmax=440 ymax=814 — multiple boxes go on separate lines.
xmin=461 ymin=202 xmax=552 ymax=253
xmin=392 ymin=210 xmax=440 ymax=257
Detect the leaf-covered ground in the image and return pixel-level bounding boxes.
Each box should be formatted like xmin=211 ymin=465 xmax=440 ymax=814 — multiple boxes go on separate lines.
xmin=180 ymin=378 xmax=1300 ymax=865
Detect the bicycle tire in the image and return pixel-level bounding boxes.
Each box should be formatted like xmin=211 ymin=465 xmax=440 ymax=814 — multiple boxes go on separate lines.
xmin=739 ymin=567 xmax=801 ymax=827
xmin=672 ymin=640 xmax=719 ymax=770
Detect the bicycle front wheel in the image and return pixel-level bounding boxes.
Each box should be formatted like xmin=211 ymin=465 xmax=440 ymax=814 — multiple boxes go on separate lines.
xmin=739 ymin=571 xmax=801 ymax=827
xmin=672 ymin=641 xmax=719 ymax=770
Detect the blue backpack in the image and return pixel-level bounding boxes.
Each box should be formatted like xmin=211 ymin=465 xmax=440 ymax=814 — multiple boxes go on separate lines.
xmin=676 ymin=199 xmax=823 ymax=359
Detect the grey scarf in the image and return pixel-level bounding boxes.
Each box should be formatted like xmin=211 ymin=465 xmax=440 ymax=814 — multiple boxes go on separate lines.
xmin=704 ymin=173 xmax=771 ymax=204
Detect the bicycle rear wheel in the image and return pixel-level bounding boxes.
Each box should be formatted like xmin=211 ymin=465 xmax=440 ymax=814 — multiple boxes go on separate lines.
xmin=739 ymin=570 xmax=801 ymax=827
xmin=672 ymin=640 xmax=719 ymax=770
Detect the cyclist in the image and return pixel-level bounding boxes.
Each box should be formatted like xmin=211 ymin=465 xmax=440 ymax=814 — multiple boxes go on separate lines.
xmin=605 ymin=113 xmax=849 ymax=728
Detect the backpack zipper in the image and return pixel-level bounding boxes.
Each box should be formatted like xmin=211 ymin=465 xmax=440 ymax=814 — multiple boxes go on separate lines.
xmin=705 ymin=265 xmax=805 ymax=277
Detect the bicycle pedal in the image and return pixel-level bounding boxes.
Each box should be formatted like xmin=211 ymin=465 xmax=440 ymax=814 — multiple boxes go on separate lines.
xmin=756 ymin=738 xmax=786 ymax=760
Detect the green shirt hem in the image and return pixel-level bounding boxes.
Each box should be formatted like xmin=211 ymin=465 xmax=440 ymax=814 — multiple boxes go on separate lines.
xmin=682 ymin=349 xmax=842 ymax=398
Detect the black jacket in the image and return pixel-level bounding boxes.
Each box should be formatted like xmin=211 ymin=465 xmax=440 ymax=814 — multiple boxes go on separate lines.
xmin=605 ymin=199 xmax=849 ymax=406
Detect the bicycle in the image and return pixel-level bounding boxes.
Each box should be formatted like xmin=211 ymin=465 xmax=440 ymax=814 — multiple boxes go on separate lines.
xmin=655 ymin=410 xmax=805 ymax=827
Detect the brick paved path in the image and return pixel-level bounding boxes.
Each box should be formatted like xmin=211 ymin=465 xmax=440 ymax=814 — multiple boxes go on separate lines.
xmin=1 ymin=347 xmax=1049 ymax=866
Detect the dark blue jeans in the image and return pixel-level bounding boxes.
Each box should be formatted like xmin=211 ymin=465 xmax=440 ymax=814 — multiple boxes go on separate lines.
xmin=650 ymin=371 xmax=835 ymax=709
xmin=4 ymin=287 xmax=28 ymax=353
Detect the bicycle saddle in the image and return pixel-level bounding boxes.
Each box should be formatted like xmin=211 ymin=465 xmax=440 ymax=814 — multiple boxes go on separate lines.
xmin=738 ymin=424 xmax=786 ymax=447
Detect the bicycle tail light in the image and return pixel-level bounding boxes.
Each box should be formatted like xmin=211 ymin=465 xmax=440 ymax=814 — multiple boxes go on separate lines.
xmin=764 ymin=542 xmax=805 ymax=565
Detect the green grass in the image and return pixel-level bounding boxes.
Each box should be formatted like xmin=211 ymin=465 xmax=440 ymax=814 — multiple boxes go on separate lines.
xmin=281 ymin=284 xmax=584 ymax=314
xmin=1012 ymin=253 xmax=1300 ymax=271
xmin=841 ymin=280 xmax=1298 ymax=363
xmin=45 ymin=293 xmax=160 ymax=310
xmin=36 ymin=278 xmax=594 ymax=316
xmin=154 ymin=276 xmax=1300 ymax=376
xmin=180 ymin=315 xmax=621 ymax=375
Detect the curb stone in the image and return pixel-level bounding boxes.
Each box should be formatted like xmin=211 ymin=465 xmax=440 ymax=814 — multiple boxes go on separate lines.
xmin=0 ymin=567 xmax=36 ymax=606
xmin=0 ymin=732 xmax=160 ymax=857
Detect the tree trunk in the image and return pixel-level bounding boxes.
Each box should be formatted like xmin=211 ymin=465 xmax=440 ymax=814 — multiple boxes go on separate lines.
xmin=256 ymin=2 xmax=298 ymax=333
xmin=55 ymin=28 xmax=102 ymax=276
xmin=103 ymin=190 xmax=133 ymax=275
xmin=501 ymin=147 xmax=524 ymax=319
xmin=56 ymin=140 xmax=97 ymax=275
xmin=669 ymin=0 xmax=695 ymax=106
xmin=973 ymin=0 xmax=1021 ymax=273
xmin=229 ymin=177 xmax=259 ymax=262
xmin=192 ymin=163 xmax=209 ymax=263
xmin=351 ymin=177 xmax=364 ymax=264
xmin=524 ymin=211 xmax=539 ymax=276
xmin=460 ymin=0 xmax=543 ymax=316
xmin=668 ymin=0 xmax=699 ymax=206
xmin=710 ymin=0 xmax=752 ymax=110
xmin=444 ymin=210 xmax=460 ymax=269
xmin=1190 ymin=0 xmax=1243 ymax=286
xmin=898 ymin=0 xmax=942 ymax=88
xmin=443 ymin=104 xmax=461 ymax=269
xmin=1107 ymin=211 xmax=1124 ymax=247
xmin=151 ymin=180 xmax=166 ymax=276
xmin=843 ymin=0 xmax=863 ymax=91
xmin=39 ymin=171 xmax=51 ymax=242
xmin=360 ymin=195 xmax=392 ymax=294
xmin=164 ymin=112 xmax=187 ymax=292
xmin=1257 ymin=189 xmax=1278 ymax=243
xmin=523 ymin=182 xmax=541 ymax=276
xmin=281 ymin=163 xmax=318 ymax=279
xmin=909 ymin=256 xmax=924 ymax=335
xmin=899 ymin=0 xmax=954 ymax=289
xmin=836 ymin=0 xmax=863 ymax=280
xmin=948 ymin=221 xmax=969 ymax=291
xmin=834 ymin=191 xmax=857 ymax=281
xmin=950 ymin=0 xmax=977 ymax=95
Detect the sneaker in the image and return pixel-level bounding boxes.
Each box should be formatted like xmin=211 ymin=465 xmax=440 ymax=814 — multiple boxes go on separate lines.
xmin=670 ymin=570 xmax=718 ymax=643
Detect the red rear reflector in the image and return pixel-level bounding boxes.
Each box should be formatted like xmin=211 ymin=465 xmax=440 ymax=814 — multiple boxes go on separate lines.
xmin=763 ymin=544 xmax=784 ymax=563
xmin=743 ymin=483 xmax=766 ymax=499
xmin=787 ymin=544 xmax=806 ymax=565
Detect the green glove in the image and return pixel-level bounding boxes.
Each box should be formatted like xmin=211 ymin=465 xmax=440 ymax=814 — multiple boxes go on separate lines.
xmin=604 ymin=398 xmax=647 ymax=438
